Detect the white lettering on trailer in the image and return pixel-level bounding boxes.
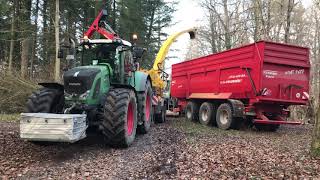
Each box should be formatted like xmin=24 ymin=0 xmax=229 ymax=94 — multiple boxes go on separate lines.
xmin=263 ymin=70 xmax=278 ymax=79
xmin=228 ymin=74 xmax=246 ymax=79
xmin=285 ymin=69 xmax=304 ymax=75
xmin=220 ymin=79 xmax=243 ymax=84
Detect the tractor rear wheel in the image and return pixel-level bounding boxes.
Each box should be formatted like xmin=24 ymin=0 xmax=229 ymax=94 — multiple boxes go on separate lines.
xmin=185 ymin=101 xmax=199 ymax=121
xmin=137 ymin=80 xmax=153 ymax=134
xmin=26 ymin=88 xmax=64 ymax=113
xmin=101 ymin=88 xmax=138 ymax=148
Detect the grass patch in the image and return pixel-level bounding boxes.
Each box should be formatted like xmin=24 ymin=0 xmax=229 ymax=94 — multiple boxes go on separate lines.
xmin=0 ymin=114 xmax=20 ymax=122
xmin=0 ymin=74 xmax=38 ymax=114
xmin=172 ymin=119 xmax=242 ymax=138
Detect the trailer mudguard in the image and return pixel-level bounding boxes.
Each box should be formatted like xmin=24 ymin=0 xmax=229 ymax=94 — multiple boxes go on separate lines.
xmin=133 ymin=71 xmax=151 ymax=92
xmin=228 ymin=99 xmax=245 ymax=117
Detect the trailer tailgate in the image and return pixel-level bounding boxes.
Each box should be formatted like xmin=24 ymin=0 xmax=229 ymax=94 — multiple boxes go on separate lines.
xmin=260 ymin=42 xmax=310 ymax=104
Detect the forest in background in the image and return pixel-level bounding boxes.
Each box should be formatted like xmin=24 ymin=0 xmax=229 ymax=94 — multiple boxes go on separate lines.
xmin=0 ymin=0 xmax=176 ymax=80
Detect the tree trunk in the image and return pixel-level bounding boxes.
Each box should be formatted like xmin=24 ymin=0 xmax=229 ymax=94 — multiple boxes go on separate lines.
xmin=54 ymin=0 xmax=60 ymax=82
xmin=253 ymin=0 xmax=260 ymax=41
xmin=30 ymin=0 xmax=40 ymax=79
xmin=209 ymin=13 xmax=217 ymax=53
xmin=112 ymin=0 xmax=116 ymax=29
xmin=284 ymin=0 xmax=294 ymax=43
xmin=223 ymin=0 xmax=231 ymax=49
xmin=20 ymin=0 xmax=32 ymax=78
xmin=312 ymin=105 xmax=320 ymax=156
xmin=8 ymin=0 xmax=16 ymax=74
xmin=20 ymin=39 xmax=29 ymax=78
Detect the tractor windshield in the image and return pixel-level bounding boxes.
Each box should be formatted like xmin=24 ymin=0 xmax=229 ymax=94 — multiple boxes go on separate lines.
xmin=80 ymin=43 xmax=119 ymax=66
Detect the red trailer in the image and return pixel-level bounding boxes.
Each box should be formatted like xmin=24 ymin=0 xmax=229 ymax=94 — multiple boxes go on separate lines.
xmin=171 ymin=41 xmax=310 ymax=131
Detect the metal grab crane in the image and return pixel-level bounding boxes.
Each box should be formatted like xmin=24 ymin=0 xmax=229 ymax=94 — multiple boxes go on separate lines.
xmin=145 ymin=28 xmax=196 ymax=95
xmin=84 ymin=9 xmax=118 ymax=40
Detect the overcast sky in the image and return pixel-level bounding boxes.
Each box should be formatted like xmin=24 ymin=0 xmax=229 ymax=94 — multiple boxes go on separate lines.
xmin=164 ymin=0 xmax=314 ymax=72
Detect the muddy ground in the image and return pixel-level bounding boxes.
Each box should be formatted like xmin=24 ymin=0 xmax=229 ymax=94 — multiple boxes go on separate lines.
xmin=0 ymin=117 xmax=319 ymax=179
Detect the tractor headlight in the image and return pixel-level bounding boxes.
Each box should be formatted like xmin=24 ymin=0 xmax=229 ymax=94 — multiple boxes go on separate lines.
xmin=79 ymin=90 xmax=90 ymax=100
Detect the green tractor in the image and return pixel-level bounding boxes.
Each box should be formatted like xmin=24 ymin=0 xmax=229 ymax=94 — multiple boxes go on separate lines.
xmin=24 ymin=10 xmax=154 ymax=147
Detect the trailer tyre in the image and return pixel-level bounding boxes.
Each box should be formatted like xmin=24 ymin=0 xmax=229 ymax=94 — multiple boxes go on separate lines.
xmin=155 ymin=106 xmax=166 ymax=123
xmin=26 ymin=88 xmax=64 ymax=113
xmin=185 ymin=101 xmax=199 ymax=121
xmin=101 ymin=88 xmax=137 ymax=148
xmin=216 ymin=103 xmax=234 ymax=130
xmin=138 ymin=80 xmax=153 ymax=134
xmin=199 ymin=102 xmax=214 ymax=126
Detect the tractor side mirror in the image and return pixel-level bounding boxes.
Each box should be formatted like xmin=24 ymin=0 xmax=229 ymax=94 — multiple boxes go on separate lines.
xmin=132 ymin=47 xmax=146 ymax=59
xmin=58 ymin=48 xmax=64 ymax=59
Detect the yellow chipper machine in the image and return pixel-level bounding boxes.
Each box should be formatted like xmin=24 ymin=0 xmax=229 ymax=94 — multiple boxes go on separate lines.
xmin=141 ymin=28 xmax=196 ymax=122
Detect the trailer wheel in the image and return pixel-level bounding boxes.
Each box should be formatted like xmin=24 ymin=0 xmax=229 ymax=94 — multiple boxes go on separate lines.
xmin=137 ymin=80 xmax=153 ymax=134
xmin=155 ymin=106 xmax=166 ymax=123
xmin=216 ymin=103 xmax=235 ymax=130
xmin=26 ymin=88 xmax=64 ymax=113
xmin=185 ymin=101 xmax=199 ymax=121
xmin=101 ymin=88 xmax=137 ymax=148
xmin=199 ymin=102 xmax=214 ymax=126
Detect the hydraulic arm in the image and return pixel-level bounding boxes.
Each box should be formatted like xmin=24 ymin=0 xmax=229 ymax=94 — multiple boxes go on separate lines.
xmin=84 ymin=9 xmax=117 ymax=40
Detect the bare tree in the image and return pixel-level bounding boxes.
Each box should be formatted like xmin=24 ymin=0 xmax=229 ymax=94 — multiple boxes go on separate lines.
xmin=8 ymin=0 xmax=16 ymax=74
xmin=312 ymin=0 xmax=320 ymax=156
xmin=284 ymin=0 xmax=295 ymax=43
xmin=54 ymin=0 xmax=60 ymax=82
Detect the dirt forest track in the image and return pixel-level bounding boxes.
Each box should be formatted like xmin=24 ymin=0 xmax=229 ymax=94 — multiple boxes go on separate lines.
xmin=1 ymin=117 xmax=320 ymax=179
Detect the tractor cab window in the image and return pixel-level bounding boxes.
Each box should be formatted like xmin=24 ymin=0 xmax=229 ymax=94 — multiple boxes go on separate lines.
xmin=81 ymin=43 xmax=118 ymax=68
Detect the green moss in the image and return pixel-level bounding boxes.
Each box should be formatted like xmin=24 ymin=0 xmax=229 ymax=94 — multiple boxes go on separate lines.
xmin=311 ymin=147 xmax=320 ymax=157
xmin=0 ymin=114 xmax=20 ymax=122
xmin=172 ymin=119 xmax=241 ymax=138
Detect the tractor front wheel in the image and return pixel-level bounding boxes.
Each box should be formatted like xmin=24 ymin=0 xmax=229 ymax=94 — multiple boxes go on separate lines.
xmin=26 ymin=88 xmax=64 ymax=113
xmin=101 ymin=88 xmax=138 ymax=148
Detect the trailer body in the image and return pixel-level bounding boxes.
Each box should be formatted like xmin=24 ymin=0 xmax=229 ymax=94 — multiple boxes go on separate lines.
xmin=171 ymin=41 xmax=309 ymax=126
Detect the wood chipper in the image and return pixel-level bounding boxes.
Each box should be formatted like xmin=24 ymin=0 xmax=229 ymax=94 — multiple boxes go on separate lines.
xmin=171 ymin=41 xmax=310 ymax=131
xmin=140 ymin=28 xmax=196 ymax=121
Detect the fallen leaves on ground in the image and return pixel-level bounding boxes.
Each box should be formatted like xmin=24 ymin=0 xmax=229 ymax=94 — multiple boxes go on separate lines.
xmin=0 ymin=117 xmax=319 ymax=179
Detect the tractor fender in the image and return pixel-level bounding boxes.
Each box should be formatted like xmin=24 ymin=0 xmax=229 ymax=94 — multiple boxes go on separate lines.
xmin=227 ymin=99 xmax=245 ymax=117
xmin=134 ymin=71 xmax=151 ymax=92
xmin=39 ymin=82 xmax=64 ymax=91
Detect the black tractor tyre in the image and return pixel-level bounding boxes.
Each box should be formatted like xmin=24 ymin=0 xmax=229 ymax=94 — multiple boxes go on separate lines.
xmin=137 ymin=80 xmax=153 ymax=134
xmin=185 ymin=101 xmax=199 ymax=122
xmin=155 ymin=106 xmax=166 ymax=123
xmin=255 ymin=124 xmax=280 ymax=132
xmin=26 ymin=88 xmax=64 ymax=113
xmin=101 ymin=88 xmax=138 ymax=148
xmin=199 ymin=102 xmax=215 ymax=126
xmin=216 ymin=103 xmax=235 ymax=130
